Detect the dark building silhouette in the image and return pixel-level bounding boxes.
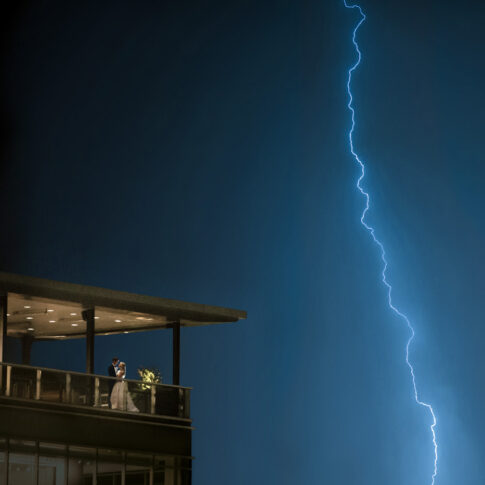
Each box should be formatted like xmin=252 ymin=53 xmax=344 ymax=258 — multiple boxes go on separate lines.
xmin=0 ymin=272 xmax=246 ymax=484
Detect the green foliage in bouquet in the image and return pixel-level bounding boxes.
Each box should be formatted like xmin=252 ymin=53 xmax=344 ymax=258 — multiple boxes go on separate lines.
xmin=137 ymin=366 xmax=162 ymax=390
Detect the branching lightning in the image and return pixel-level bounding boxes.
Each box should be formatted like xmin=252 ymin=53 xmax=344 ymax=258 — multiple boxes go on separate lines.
xmin=342 ymin=2 xmax=438 ymax=483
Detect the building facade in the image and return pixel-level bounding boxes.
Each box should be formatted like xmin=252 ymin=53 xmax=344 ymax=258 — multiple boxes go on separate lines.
xmin=0 ymin=272 xmax=246 ymax=485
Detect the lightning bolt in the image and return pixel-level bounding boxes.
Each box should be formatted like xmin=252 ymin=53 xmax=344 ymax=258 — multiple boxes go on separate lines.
xmin=342 ymin=2 xmax=438 ymax=483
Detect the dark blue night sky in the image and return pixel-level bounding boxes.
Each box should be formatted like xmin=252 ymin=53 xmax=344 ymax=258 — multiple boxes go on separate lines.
xmin=1 ymin=1 xmax=484 ymax=484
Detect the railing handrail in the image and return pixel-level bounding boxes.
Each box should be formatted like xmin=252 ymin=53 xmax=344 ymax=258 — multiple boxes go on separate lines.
xmin=0 ymin=361 xmax=192 ymax=390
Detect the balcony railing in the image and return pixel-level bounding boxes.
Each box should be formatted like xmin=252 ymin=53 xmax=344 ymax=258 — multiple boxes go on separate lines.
xmin=0 ymin=362 xmax=191 ymax=420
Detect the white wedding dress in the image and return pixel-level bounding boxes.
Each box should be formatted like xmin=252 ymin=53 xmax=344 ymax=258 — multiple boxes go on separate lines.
xmin=110 ymin=369 xmax=139 ymax=412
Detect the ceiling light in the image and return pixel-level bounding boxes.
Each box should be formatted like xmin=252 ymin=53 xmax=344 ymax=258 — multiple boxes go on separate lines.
xmin=115 ymin=319 xmax=122 ymax=323
xmin=24 ymin=305 xmax=31 ymax=309
xmin=6 ymin=314 xmax=10 ymax=317
xmin=71 ymin=323 xmax=79 ymax=327
xmin=49 ymin=320 xmax=56 ymax=323
xmin=124 ymin=331 xmax=129 ymax=334
xmin=27 ymin=327 xmax=34 ymax=331
xmin=70 ymin=313 xmax=77 ymax=316
xmin=26 ymin=317 xmax=33 ymax=320
xmin=94 ymin=316 xmax=100 ymax=320
xmin=47 ymin=309 xmax=54 ymax=313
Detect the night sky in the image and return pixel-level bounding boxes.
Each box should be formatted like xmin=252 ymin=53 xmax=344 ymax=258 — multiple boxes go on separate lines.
xmin=1 ymin=1 xmax=484 ymax=484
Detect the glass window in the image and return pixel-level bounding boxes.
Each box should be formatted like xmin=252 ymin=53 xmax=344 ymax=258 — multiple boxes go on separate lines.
xmin=39 ymin=455 xmax=66 ymax=485
xmin=126 ymin=453 xmax=152 ymax=485
xmin=125 ymin=467 xmax=149 ymax=485
xmin=8 ymin=452 xmax=35 ymax=485
xmin=67 ymin=456 xmax=94 ymax=485
xmin=96 ymin=449 xmax=123 ymax=485
xmin=0 ymin=451 xmax=6 ymax=484
xmin=68 ymin=446 xmax=96 ymax=485
xmin=153 ymin=456 xmax=165 ymax=485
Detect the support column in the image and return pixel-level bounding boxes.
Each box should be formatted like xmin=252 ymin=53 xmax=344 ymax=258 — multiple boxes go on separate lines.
xmin=172 ymin=321 xmax=180 ymax=386
xmin=21 ymin=335 xmax=33 ymax=365
xmin=0 ymin=293 xmax=7 ymax=364
xmin=83 ymin=309 xmax=95 ymax=374
xmin=0 ymin=293 xmax=7 ymax=391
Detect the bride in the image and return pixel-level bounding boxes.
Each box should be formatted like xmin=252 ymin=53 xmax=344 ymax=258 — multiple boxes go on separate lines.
xmin=110 ymin=362 xmax=139 ymax=412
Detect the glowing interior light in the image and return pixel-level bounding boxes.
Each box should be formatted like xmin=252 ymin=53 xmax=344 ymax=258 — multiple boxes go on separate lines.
xmin=26 ymin=317 xmax=33 ymax=320
xmin=70 ymin=313 xmax=77 ymax=316
xmin=71 ymin=323 xmax=79 ymax=327
xmin=49 ymin=320 xmax=56 ymax=323
xmin=47 ymin=309 xmax=54 ymax=313
xmin=24 ymin=305 xmax=31 ymax=309
xmin=27 ymin=327 xmax=34 ymax=331
xmin=115 ymin=319 xmax=122 ymax=323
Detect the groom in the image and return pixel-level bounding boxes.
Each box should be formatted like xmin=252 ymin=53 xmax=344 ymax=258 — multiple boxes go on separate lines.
xmin=107 ymin=357 xmax=119 ymax=408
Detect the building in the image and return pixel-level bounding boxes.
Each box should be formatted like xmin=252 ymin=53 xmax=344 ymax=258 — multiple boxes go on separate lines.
xmin=0 ymin=271 xmax=246 ymax=484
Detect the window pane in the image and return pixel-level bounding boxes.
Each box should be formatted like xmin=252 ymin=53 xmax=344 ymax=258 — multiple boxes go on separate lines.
xmin=97 ymin=453 xmax=122 ymax=485
xmin=39 ymin=456 xmax=66 ymax=485
xmin=125 ymin=467 xmax=149 ymax=485
xmin=0 ymin=452 xmax=6 ymax=484
xmin=68 ymin=456 xmax=94 ymax=485
xmin=8 ymin=452 xmax=35 ymax=485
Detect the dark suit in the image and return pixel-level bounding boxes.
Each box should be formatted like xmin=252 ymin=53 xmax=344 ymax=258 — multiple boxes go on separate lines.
xmin=108 ymin=364 xmax=118 ymax=407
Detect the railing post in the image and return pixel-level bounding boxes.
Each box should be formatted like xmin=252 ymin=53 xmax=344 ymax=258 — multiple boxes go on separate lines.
xmin=65 ymin=373 xmax=71 ymax=403
xmin=35 ymin=369 xmax=42 ymax=400
xmin=94 ymin=377 xmax=100 ymax=407
xmin=184 ymin=389 xmax=190 ymax=419
xmin=5 ymin=365 xmax=11 ymax=397
xmin=150 ymin=385 xmax=156 ymax=414
xmin=172 ymin=321 xmax=181 ymax=386
xmin=0 ymin=293 xmax=7 ymax=367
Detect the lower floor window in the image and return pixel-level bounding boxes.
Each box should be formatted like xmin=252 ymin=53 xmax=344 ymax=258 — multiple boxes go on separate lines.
xmin=0 ymin=438 xmax=189 ymax=485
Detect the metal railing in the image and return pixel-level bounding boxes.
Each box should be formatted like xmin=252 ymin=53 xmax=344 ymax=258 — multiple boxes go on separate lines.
xmin=0 ymin=362 xmax=191 ymax=420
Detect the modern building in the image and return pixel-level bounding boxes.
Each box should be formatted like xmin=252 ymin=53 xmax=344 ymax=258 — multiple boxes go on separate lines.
xmin=0 ymin=271 xmax=246 ymax=485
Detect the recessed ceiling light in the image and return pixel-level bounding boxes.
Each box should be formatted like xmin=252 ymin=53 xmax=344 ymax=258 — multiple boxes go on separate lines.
xmin=47 ymin=309 xmax=54 ymax=313
xmin=71 ymin=323 xmax=79 ymax=327
xmin=70 ymin=313 xmax=77 ymax=316
xmin=115 ymin=319 xmax=122 ymax=323
xmin=24 ymin=305 xmax=31 ymax=309
xmin=27 ymin=327 xmax=34 ymax=331
xmin=49 ymin=320 xmax=56 ymax=323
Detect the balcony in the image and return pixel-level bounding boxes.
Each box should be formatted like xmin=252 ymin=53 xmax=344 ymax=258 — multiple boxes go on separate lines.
xmin=1 ymin=362 xmax=190 ymax=420
xmin=0 ymin=363 xmax=193 ymax=461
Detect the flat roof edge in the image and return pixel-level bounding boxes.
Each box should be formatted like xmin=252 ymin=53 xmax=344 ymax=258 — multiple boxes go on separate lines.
xmin=0 ymin=271 xmax=247 ymax=324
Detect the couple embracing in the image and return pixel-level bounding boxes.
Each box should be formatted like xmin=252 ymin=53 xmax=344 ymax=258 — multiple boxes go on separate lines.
xmin=107 ymin=357 xmax=139 ymax=412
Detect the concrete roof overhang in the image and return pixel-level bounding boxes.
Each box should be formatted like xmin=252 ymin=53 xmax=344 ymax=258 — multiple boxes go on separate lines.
xmin=0 ymin=272 xmax=246 ymax=340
